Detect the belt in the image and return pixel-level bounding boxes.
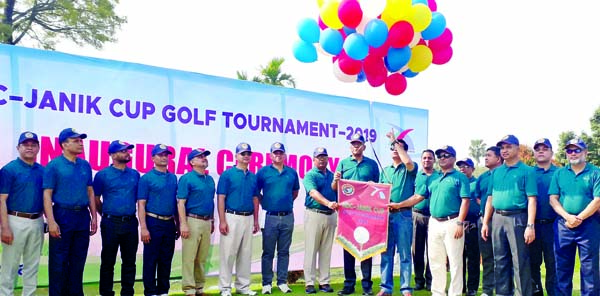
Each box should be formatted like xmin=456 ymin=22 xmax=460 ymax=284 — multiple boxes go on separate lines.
xmin=413 ymin=208 xmax=430 ymax=216
xmin=55 ymin=204 xmax=88 ymax=211
xmin=495 ymin=209 xmax=527 ymax=216
xmin=536 ymin=218 xmax=555 ymax=224
xmin=390 ymin=207 xmax=411 ymax=213
xmin=146 ymin=212 xmax=174 ymax=221
xmin=307 ymin=207 xmax=334 ymax=215
xmin=187 ymin=213 xmax=212 ymax=221
xmin=432 ymin=213 xmax=459 ymax=222
xmin=8 ymin=211 xmax=42 ymax=219
xmin=103 ymin=214 xmax=135 ymax=222
xmin=266 ymin=211 xmax=292 ymax=216
xmin=225 ymin=209 xmax=253 ymax=216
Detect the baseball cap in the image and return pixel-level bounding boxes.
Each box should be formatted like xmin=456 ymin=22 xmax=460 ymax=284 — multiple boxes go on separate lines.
xmin=564 ymin=138 xmax=587 ymax=150
xmin=235 ymin=142 xmax=252 ymax=154
xmin=456 ymin=158 xmax=475 ymax=168
xmin=270 ymin=142 xmax=286 ymax=153
xmin=58 ymin=128 xmax=87 ymax=144
xmin=313 ymin=147 xmax=328 ymax=157
xmin=435 ymin=145 xmax=456 ymax=157
xmin=151 ymin=144 xmax=172 ymax=156
xmin=487 ymin=146 xmax=501 ymax=156
xmin=533 ymin=138 xmax=552 ymax=150
xmin=187 ymin=148 xmax=211 ymax=161
xmin=350 ymin=133 xmax=365 ymax=144
xmin=108 ymin=140 xmax=134 ymax=154
xmin=496 ymin=134 xmax=519 ymax=147
xmin=18 ymin=131 xmax=39 ymax=144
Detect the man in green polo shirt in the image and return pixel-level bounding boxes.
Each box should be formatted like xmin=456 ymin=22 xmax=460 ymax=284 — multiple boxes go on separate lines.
xmin=475 ymin=146 xmax=503 ymax=296
xmin=333 ymin=133 xmax=380 ymax=296
xmin=457 ymin=158 xmax=479 ymax=296
xmin=177 ymin=148 xmax=215 ymax=296
xmin=549 ymin=138 xmax=600 ymax=296
xmin=257 ymin=142 xmax=300 ymax=294
xmin=530 ymin=138 xmax=557 ymax=296
xmin=415 ymin=145 xmax=470 ymax=296
xmin=481 ymin=134 xmax=537 ymax=296
xmin=412 ymin=149 xmax=435 ymax=292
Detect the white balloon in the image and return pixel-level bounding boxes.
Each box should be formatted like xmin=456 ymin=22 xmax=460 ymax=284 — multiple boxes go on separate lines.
xmin=355 ymin=16 xmax=372 ymax=35
xmin=360 ymin=0 xmax=387 ymax=18
xmin=409 ymin=31 xmax=422 ymax=47
xmin=333 ymin=61 xmax=358 ymax=83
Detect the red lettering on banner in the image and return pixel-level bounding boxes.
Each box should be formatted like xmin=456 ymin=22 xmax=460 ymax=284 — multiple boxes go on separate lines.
xmin=39 ymin=136 xmax=62 ymax=166
xmin=249 ymin=152 xmax=263 ymax=173
xmin=298 ymin=155 xmax=312 ymax=178
xmin=177 ymin=147 xmax=193 ymax=175
xmin=135 ymin=144 xmax=154 ymax=173
xmin=167 ymin=146 xmax=176 ymax=172
xmin=216 ymin=149 xmax=234 ymax=174
xmin=328 ymin=157 xmax=340 ymax=171
xmin=88 ymin=140 xmax=110 ymax=171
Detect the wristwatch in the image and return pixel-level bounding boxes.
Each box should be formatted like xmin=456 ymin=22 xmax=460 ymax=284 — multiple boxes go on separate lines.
xmin=456 ymin=221 xmax=464 ymax=226
xmin=526 ymin=223 xmax=535 ymax=229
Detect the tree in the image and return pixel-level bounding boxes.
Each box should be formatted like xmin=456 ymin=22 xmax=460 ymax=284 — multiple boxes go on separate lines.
xmin=0 ymin=0 xmax=126 ymax=50
xmin=555 ymin=105 xmax=600 ymax=167
xmin=468 ymin=139 xmax=486 ymax=166
xmin=237 ymin=57 xmax=296 ymax=88
xmin=555 ymin=131 xmax=577 ymax=166
xmin=519 ymin=144 xmax=535 ymax=166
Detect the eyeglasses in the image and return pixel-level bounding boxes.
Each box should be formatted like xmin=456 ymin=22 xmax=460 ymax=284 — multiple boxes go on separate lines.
xmin=566 ymin=148 xmax=582 ymax=154
xmin=240 ymin=152 xmax=252 ymax=156
xmin=438 ymin=153 xmax=453 ymax=159
xmin=351 ymin=142 xmax=363 ymax=148
xmin=534 ymin=147 xmax=550 ymax=152
xmin=458 ymin=165 xmax=472 ymax=169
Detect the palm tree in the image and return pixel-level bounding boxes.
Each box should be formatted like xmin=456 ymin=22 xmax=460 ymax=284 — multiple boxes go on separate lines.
xmin=468 ymin=139 xmax=487 ymax=166
xmin=237 ymin=57 xmax=296 ymax=88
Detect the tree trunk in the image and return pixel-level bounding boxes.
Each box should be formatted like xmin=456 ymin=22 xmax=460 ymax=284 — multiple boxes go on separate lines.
xmin=2 ymin=0 xmax=15 ymax=44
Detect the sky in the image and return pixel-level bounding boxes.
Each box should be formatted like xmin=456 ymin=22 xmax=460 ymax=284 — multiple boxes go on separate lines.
xmin=54 ymin=0 xmax=600 ymax=160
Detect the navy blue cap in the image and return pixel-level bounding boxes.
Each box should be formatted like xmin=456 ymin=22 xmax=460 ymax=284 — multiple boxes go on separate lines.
xmin=564 ymin=138 xmax=587 ymax=150
xmin=350 ymin=133 xmax=365 ymax=144
xmin=108 ymin=140 xmax=134 ymax=154
xmin=313 ymin=147 xmax=328 ymax=157
xmin=456 ymin=158 xmax=475 ymax=168
xmin=270 ymin=142 xmax=286 ymax=153
xmin=487 ymin=146 xmax=501 ymax=156
xmin=187 ymin=148 xmax=211 ymax=161
xmin=58 ymin=128 xmax=87 ymax=144
xmin=18 ymin=131 xmax=39 ymax=144
xmin=151 ymin=144 xmax=172 ymax=156
xmin=496 ymin=134 xmax=519 ymax=147
xmin=435 ymin=145 xmax=456 ymax=157
xmin=533 ymin=138 xmax=552 ymax=150
xmin=235 ymin=142 xmax=252 ymax=154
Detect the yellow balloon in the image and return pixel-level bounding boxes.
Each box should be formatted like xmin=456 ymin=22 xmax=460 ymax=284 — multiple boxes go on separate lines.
xmin=409 ymin=4 xmax=432 ymax=32
xmin=320 ymin=0 xmax=343 ymax=29
xmin=317 ymin=0 xmax=325 ymax=8
xmin=408 ymin=45 xmax=433 ymax=72
xmin=382 ymin=0 xmax=412 ymax=23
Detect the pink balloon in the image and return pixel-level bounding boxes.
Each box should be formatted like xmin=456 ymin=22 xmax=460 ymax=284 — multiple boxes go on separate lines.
xmin=318 ymin=16 xmax=328 ymax=30
xmin=368 ymin=40 xmax=390 ymax=58
xmin=428 ymin=0 xmax=437 ymax=12
xmin=388 ymin=21 xmax=414 ymax=48
xmin=363 ymin=55 xmax=384 ymax=75
xmin=338 ymin=52 xmax=362 ymax=75
xmin=385 ymin=73 xmax=408 ymax=95
xmin=432 ymin=46 xmax=453 ymax=65
xmin=338 ymin=0 xmax=363 ymax=28
xmin=428 ymin=28 xmax=453 ymax=51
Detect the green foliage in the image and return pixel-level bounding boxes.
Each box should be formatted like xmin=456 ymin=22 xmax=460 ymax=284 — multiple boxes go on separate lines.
xmin=556 ymin=131 xmax=577 ymax=166
xmin=237 ymin=57 xmax=296 ymax=88
xmin=0 ymin=0 xmax=126 ymax=49
xmin=468 ymin=139 xmax=486 ymax=166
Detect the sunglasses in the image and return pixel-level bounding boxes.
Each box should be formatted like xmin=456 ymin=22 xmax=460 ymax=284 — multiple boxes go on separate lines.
xmin=438 ymin=153 xmax=453 ymax=159
xmin=240 ymin=152 xmax=252 ymax=156
xmin=565 ymin=148 xmax=582 ymax=154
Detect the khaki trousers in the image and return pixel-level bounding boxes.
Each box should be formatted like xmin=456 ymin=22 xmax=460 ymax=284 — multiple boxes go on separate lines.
xmin=303 ymin=210 xmax=337 ymax=286
xmin=428 ymin=217 xmax=464 ymax=296
xmin=181 ymin=217 xmax=212 ymax=295
xmin=219 ymin=213 xmax=253 ymax=293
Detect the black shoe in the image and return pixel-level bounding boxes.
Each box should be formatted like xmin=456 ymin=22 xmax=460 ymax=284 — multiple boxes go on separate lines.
xmin=338 ymin=288 xmax=355 ymax=295
xmin=306 ymin=285 xmax=317 ymax=294
xmin=320 ymin=284 xmax=334 ymax=293
xmin=414 ymin=284 xmax=425 ymax=291
xmin=533 ymin=290 xmax=544 ymax=296
xmin=467 ymin=290 xmax=477 ymax=296
xmin=362 ymin=288 xmax=374 ymax=296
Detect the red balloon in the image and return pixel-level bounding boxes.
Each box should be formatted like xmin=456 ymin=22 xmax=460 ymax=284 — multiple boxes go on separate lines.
xmin=363 ymin=55 xmax=384 ymax=75
xmin=318 ymin=15 xmax=327 ymax=30
xmin=369 ymin=40 xmax=390 ymax=58
xmin=432 ymin=46 xmax=453 ymax=65
xmin=338 ymin=55 xmax=362 ymax=75
xmin=428 ymin=28 xmax=453 ymax=51
xmin=428 ymin=0 xmax=437 ymax=12
xmin=385 ymin=73 xmax=408 ymax=95
xmin=338 ymin=0 xmax=363 ymax=28
xmin=388 ymin=21 xmax=414 ymax=48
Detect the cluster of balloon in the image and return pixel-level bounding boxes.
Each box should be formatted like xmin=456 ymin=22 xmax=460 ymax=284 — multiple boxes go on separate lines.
xmin=293 ymin=0 xmax=453 ymax=96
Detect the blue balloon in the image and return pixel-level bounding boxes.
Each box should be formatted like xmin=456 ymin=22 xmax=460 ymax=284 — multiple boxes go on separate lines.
xmin=412 ymin=0 xmax=428 ymax=5
xmin=297 ymin=18 xmax=320 ymax=43
xmin=402 ymin=69 xmax=419 ymax=78
xmin=385 ymin=46 xmax=411 ymax=72
xmin=293 ymin=40 xmax=318 ymax=63
xmin=421 ymin=12 xmax=447 ymax=40
xmin=364 ymin=19 xmax=388 ymax=48
xmin=343 ymin=33 xmax=369 ymax=60
xmin=319 ymin=28 xmax=343 ymax=55
xmin=357 ymin=70 xmax=366 ymax=82
xmin=343 ymin=26 xmax=357 ymax=36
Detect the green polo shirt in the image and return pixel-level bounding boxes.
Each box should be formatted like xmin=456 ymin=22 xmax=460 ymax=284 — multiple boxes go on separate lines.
xmin=466 ymin=176 xmax=479 ymax=218
xmin=257 ymin=165 xmax=300 ymax=212
xmin=548 ymin=163 xmax=600 ymax=215
xmin=534 ymin=164 xmax=558 ymax=220
xmin=303 ymin=168 xmax=337 ymax=211
xmin=177 ymin=170 xmax=216 ymax=217
xmin=337 ymin=156 xmax=380 ymax=182
xmin=475 ymin=170 xmax=492 ymax=216
xmin=93 ymin=165 xmax=140 ymax=216
xmin=0 ymin=158 xmax=44 ymax=213
xmin=43 ymin=155 xmax=93 ymax=207
xmin=216 ymin=166 xmax=258 ymax=213
xmin=137 ymin=168 xmax=178 ymax=216
xmin=417 ymin=170 xmax=470 ymax=218
xmin=413 ymin=170 xmax=435 ymax=213
xmin=488 ymin=161 xmax=537 ymax=211
xmin=380 ymin=162 xmax=418 ymax=203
